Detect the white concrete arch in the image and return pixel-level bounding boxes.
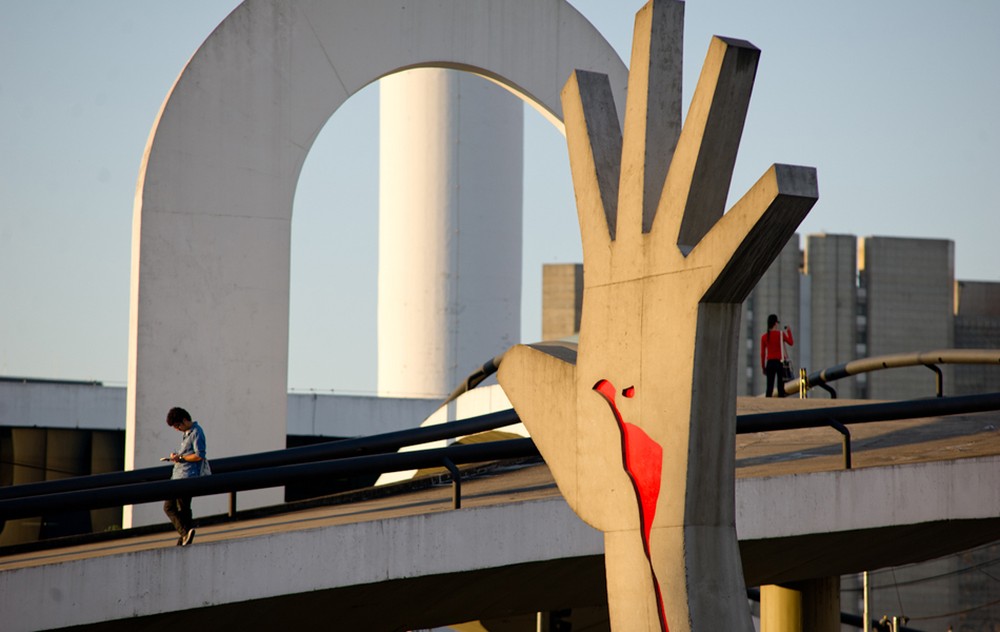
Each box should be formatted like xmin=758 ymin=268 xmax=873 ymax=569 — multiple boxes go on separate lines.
xmin=127 ymin=0 xmax=628 ymax=524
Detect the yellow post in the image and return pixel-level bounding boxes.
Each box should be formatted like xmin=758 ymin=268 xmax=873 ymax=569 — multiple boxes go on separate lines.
xmin=761 ymin=577 xmax=840 ymax=632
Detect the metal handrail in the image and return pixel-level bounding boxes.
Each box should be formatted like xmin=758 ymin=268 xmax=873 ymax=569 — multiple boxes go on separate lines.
xmin=738 ymin=391 xmax=1000 ymax=469
xmin=442 ymin=353 xmax=506 ymax=406
xmin=3 ymin=391 xmax=1000 ymax=523
xmin=0 ymin=439 xmax=538 ymax=522
xmin=785 ymin=348 xmax=1000 ymax=398
xmin=0 ymin=408 xmax=520 ymax=501
xmin=738 ymin=391 xmax=1000 ymax=432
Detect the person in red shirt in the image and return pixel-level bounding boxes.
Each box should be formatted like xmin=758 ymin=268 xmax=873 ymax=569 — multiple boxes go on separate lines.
xmin=760 ymin=313 xmax=794 ymax=397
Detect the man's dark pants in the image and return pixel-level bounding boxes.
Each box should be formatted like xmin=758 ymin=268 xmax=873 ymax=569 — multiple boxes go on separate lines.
xmin=164 ymin=497 xmax=194 ymax=536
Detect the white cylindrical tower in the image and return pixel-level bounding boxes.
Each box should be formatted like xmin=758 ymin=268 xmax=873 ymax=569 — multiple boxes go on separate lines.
xmin=378 ymin=69 xmax=523 ymax=398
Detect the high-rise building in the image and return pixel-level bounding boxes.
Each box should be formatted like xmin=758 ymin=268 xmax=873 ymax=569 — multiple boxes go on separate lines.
xmin=860 ymin=236 xmax=955 ymax=400
xmin=543 ymin=233 xmax=999 ymax=400
xmin=541 ymin=263 xmax=584 ymax=342
xmin=954 ymin=280 xmax=1000 ymax=394
xmin=804 ymin=234 xmax=859 ymax=398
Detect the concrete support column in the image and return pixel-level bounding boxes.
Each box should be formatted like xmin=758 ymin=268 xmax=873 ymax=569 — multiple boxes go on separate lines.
xmin=378 ymin=68 xmax=523 ymax=399
xmin=760 ymin=577 xmax=841 ymax=632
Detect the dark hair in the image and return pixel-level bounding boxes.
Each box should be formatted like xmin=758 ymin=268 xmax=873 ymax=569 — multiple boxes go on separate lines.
xmin=767 ymin=314 xmax=779 ymax=329
xmin=166 ymin=407 xmax=192 ymax=427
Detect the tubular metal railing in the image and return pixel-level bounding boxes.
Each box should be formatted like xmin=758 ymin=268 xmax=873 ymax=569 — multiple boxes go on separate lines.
xmin=740 ymin=391 xmax=1000 ymax=470
xmin=784 ymin=349 xmax=1000 ymax=398
xmin=3 ymin=392 xmax=1000 ymax=528
xmin=0 ymin=438 xmax=537 ymax=522
xmin=0 ymin=408 xmax=521 ymax=502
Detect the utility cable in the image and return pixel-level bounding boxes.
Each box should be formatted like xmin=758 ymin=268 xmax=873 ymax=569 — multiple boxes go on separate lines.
xmin=0 ymin=458 xmax=86 ymax=477
xmin=843 ymin=550 xmax=1000 ymax=591
xmin=906 ymin=595 xmax=1000 ymax=623
xmin=890 ymin=567 xmax=907 ymax=621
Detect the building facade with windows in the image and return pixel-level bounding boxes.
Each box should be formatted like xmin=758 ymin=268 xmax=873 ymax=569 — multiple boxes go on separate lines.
xmin=546 ymin=233 xmax=1000 ymax=400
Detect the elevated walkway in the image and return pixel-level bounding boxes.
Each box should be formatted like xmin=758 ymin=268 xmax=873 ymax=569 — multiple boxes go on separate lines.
xmin=3 ymin=398 xmax=1000 ymax=630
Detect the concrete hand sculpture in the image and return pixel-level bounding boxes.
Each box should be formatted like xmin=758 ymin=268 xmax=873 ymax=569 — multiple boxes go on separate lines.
xmin=497 ymin=2 xmax=817 ymax=630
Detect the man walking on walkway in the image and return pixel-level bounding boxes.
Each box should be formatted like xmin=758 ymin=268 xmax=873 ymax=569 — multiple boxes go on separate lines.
xmin=163 ymin=407 xmax=208 ymax=546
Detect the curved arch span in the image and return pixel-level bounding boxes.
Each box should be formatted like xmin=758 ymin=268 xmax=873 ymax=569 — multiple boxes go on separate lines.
xmin=125 ymin=0 xmax=629 ymax=524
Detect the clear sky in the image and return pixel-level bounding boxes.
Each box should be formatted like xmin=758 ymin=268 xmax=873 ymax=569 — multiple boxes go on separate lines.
xmin=2 ymin=1 xmax=997 ymax=394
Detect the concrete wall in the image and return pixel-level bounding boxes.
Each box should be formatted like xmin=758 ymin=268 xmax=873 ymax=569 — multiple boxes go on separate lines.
xmin=805 ymin=234 xmax=859 ymax=399
xmin=285 ymin=393 xmax=439 ymax=437
xmin=0 ymin=380 xmax=124 ymax=431
xmin=861 ymin=237 xmax=955 ymax=399
xmin=0 ymin=380 xmax=438 ymax=438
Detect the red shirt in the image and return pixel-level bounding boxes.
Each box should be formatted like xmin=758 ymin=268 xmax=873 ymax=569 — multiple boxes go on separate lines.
xmin=760 ymin=328 xmax=793 ymax=369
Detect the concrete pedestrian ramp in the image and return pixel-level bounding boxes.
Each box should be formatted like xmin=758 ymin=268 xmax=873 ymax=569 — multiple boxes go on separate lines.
xmin=3 ymin=399 xmax=1000 ymax=631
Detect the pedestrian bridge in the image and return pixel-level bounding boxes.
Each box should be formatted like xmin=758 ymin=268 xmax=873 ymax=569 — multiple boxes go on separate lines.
xmin=3 ymin=395 xmax=1000 ymax=631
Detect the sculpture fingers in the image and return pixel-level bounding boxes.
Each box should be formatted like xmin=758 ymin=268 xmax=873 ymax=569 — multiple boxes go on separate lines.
xmin=617 ymin=0 xmax=683 ymax=238
xmin=695 ymin=163 xmax=819 ymax=303
xmin=498 ymin=343 xmax=581 ymax=506
xmin=653 ymin=36 xmax=760 ymax=253
xmin=562 ymin=70 xmax=621 ymax=280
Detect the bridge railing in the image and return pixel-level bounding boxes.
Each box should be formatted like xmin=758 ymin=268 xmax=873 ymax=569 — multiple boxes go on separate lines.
xmin=784 ymin=349 xmax=1000 ymax=398
xmin=739 ymin=391 xmax=1000 ymax=469
xmin=3 ymin=392 xmax=1000 ymax=528
xmin=0 ymin=408 xmax=522 ymax=503
xmin=0 ymin=438 xmax=538 ymax=523
xmin=0 ymin=408 xmax=528 ymax=523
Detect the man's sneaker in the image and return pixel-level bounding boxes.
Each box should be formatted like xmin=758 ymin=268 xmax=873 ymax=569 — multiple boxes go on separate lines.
xmin=181 ymin=528 xmax=196 ymax=546
xmin=176 ymin=536 xmax=184 ymax=546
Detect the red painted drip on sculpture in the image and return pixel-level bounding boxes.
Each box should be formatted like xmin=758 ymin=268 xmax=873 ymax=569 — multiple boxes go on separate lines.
xmin=593 ymin=379 xmax=668 ymax=632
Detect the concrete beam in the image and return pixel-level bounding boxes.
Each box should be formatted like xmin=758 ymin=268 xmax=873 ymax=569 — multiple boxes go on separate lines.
xmin=6 ymin=455 xmax=1000 ymax=630
xmin=0 ymin=498 xmax=602 ymax=631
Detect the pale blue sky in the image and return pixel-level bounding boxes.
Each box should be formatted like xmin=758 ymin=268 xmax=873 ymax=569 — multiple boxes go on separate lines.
xmin=1 ymin=1 xmax=997 ymax=393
